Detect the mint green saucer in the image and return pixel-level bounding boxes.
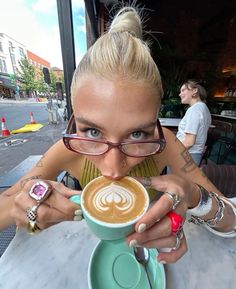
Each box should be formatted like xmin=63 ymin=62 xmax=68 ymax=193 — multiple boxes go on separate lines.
xmin=88 ymin=240 xmax=166 ymax=289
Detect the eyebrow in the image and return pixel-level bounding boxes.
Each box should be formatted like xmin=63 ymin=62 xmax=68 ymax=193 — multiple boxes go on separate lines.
xmin=75 ymin=116 xmax=156 ymax=131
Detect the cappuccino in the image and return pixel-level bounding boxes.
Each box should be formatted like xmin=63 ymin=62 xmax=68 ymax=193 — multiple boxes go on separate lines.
xmin=82 ymin=176 xmax=148 ymax=224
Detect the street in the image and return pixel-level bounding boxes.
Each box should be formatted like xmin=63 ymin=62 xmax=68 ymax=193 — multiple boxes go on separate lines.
xmin=0 ymin=101 xmax=67 ymax=176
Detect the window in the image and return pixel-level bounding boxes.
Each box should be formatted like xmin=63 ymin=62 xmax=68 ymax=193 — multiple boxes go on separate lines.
xmin=0 ymin=58 xmax=7 ymax=73
xmin=8 ymin=41 xmax=14 ymax=53
xmin=19 ymin=47 xmax=25 ymax=58
xmin=10 ymin=53 xmax=16 ymax=65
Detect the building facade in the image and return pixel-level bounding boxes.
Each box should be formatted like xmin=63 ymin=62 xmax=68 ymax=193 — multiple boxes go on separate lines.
xmin=0 ymin=33 xmax=26 ymax=98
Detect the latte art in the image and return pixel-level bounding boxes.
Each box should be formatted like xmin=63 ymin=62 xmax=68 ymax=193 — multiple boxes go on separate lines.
xmin=94 ymin=184 xmax=135 ymax=213
xmin=82 ymin=176 xmax=148 ymax=224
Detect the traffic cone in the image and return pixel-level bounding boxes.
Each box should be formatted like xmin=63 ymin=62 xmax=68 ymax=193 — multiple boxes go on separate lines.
xmin=29 ymin=112 xmax=37 ymax=124
xmin=1 ymin=117 xmax=11 ymax=136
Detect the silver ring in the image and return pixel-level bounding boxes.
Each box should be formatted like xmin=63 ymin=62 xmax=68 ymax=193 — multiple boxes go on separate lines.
xmin=172 ymin=228 xmax=184 ymax=250
xmin=164 ymin=192 xmax=181 ymax=210
xmin=143 ymin=177 xmax=152 ymax=188
xmin=26 ymin=204 xmax=40 ymax=222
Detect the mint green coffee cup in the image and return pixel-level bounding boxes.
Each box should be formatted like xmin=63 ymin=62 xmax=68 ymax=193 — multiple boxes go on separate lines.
xmin=70 ymin=176 xmax=149 ymax=240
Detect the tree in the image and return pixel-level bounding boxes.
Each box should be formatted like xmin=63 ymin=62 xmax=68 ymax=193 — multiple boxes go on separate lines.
xmin=17 ymin=57 xmax=38 ymax=96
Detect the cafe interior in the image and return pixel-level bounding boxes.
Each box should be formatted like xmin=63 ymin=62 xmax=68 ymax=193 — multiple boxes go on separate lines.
xmin=58 ymin=0 xmax=236 ymax=170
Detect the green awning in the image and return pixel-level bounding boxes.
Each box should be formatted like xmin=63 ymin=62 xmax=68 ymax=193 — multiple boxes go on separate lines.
xmin=0 ymin=74 xmax=16 ymax=90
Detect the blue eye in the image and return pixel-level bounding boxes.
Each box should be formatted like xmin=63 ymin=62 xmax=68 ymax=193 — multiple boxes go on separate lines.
xmin=130 ymin=131 xmax=145 ymax=140
xmin=86 ymin=129 xmax=102 ymax=139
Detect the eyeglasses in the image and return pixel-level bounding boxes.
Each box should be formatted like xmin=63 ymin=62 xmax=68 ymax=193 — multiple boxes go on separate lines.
xmin=63 ymin=114 xmax=166 ymax=157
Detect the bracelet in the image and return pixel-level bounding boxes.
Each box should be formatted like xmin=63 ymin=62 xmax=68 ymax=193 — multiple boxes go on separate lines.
xmin=187 ymin=184 xmax=212 ymax=217
xmin=188 ymin=192 xmax=225 ymax=227
xmin=201 ymin=197 xmax=236 ymax=238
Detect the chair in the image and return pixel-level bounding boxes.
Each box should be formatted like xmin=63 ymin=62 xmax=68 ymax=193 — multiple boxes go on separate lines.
xmin=218 ymin=125 xmax=236 ymax=165
xmin=199 ymin=129 xmax=220 ymax=166
xmin=201 ymin=164 xmax=236 ymax=198
xmin=211 ymin=119 xmax=233 ymax=164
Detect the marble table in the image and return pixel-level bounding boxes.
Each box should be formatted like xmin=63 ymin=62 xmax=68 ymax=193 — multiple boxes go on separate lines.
xmin=159 ymin=118 xmax=181 ymax=128
xmin=0 ymin=220 xmax=235 ymax=289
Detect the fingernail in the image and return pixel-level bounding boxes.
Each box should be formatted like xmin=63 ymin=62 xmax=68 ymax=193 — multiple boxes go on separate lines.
xmin=137 ymin=223 xmax=146 ymax=233
xmin=129 ymin=239 xmax=138 ymax=247
xmin=73 ymin=215 xmax=83 ymax=221
xmin=74 ymin=209 xmax=82 ymax=216
xmin=159 ymin=260 xmax=167 ymax=264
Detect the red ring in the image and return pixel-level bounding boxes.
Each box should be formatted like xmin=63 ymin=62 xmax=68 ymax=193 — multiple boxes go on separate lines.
xmin=167 ymin=211 xmax=184 ymax=234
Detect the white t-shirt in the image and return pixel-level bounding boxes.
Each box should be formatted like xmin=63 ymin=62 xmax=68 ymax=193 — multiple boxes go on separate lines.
xmin=176 ymin=102 xmax=212 ymax=154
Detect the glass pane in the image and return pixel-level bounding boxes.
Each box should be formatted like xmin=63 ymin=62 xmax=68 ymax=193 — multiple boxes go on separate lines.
xmin=123 ymin=143 xmax=160 ymax=156
xmin=69 ymin=139 xmax=107 ymax=154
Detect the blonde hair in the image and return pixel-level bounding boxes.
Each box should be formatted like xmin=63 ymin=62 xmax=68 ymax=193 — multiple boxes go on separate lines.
xmin=71 ymin=7 xmax=163 ymax=104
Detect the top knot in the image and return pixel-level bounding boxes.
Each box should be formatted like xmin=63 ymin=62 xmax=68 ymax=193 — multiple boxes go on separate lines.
xmin=108 ymin=7 xmax=142 ymax=39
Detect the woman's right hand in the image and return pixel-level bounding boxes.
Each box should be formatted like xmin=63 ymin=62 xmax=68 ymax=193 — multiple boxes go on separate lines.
xmin=11 ymin=179 xmax=82 ymax=230
xmin=126 ymin=174 xmax=200 ymax=264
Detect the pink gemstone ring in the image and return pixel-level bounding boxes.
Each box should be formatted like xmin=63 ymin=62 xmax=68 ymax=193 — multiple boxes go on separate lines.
xmin=28 ymin=181 xmax=52 ymax=203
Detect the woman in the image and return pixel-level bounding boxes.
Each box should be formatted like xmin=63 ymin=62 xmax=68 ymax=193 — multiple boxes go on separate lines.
xmin=176 ymin=80 xmax=212 ymax=165
xmin=0 ymin=7 xmax=235 ymax=265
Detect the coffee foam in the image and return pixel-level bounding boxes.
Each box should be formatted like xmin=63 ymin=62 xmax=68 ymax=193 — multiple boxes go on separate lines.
xmin=82 ymin=177 xmax=148 ymax=224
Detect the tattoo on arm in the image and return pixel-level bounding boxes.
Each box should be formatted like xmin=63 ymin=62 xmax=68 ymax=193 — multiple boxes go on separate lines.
xmin=20 ymin=175 xmax=42 ymax=188
xmin=180 ymin=149 xmax=197 ymax=173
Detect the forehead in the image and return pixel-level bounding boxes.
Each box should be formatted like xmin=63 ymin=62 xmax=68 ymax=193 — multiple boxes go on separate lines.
xmin=72 ymin=76 xmax=160 ymax=125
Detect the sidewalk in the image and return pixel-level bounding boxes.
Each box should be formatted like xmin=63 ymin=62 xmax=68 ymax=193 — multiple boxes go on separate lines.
xmin=0 ymin=98 xmax=66 ymax=106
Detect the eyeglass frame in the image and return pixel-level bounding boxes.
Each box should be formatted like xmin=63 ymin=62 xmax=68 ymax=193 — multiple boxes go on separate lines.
xmin=63 ymin=114 xmax=166 ymax=157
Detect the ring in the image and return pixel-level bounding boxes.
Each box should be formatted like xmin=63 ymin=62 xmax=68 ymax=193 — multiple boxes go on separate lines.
xmin=26 ymin=204 xmax=40 ymax=222
xmin=27 ymin=221 xmax=41 ymax=235
xmin=172 ymin=228 xmax=184 ymax=250
xmin=164 ymin=192 xmax=181 ymax=210
xmin=28 ymin=180 xmax=52 ymax=203
xmin=143 ymin=177 xmax=152 ymax=188
xmin=167 ymin=211 xmax=184 ymax=234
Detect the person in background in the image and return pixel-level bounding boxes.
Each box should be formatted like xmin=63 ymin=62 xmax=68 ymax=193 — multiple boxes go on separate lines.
xmin=0 ymin=7 xmax=235 ymax=266
xmin=176 ymin=80 xmax=211 ymax=166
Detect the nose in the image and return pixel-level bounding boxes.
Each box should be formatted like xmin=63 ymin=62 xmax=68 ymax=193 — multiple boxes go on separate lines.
xmin=102 ymin=147 xmax=127 ymax=179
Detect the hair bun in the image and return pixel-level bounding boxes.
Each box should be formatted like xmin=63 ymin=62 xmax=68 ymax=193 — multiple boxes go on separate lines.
xmin=108 ymin=7 xmax=142 ymax=39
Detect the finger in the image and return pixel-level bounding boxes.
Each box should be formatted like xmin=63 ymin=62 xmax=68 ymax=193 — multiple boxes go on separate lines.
xmin=157 ymin=235 xmax=188 ymax=264
xmin=126 ymin=217 xmax=171 ymax=246
xmin=42 ymin=181 xmax=82 ymax=199
xmin=44 ymin=189 xmax=80 ymax=216
xmin=139 ymin=235 xmax=178 ymax=249
xmin=134 ymin=194 xmax=173 ymax=233
xmin=23 ymin=179 xmax=82 ymax=199
xmin=35 ymin=203 xmax=73 ymax=229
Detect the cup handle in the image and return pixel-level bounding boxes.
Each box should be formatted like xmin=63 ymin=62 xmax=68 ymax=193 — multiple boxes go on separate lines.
xmin=70 ymin=195 xmax=81 ymax=205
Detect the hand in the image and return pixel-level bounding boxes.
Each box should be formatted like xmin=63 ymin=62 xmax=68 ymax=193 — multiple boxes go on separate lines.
xmin=126 ymin=174 xmax=199 ymax=264
xmin=11 ymin=179 xmax=81 ymax=230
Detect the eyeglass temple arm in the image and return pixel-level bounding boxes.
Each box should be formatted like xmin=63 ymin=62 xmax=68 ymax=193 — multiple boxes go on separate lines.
xmin=67 ymin=113 xmax=75 ymax=134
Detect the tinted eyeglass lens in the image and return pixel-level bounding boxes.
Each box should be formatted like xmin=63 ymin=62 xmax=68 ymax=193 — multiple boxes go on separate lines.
xmin=122 ymin=143 xmax=161 ymax=156
xmin=69 ymin=139 xmax=108 ymax=154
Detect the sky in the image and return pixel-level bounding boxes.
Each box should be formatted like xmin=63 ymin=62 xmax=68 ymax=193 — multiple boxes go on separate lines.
xmin=0 ymin=0 xmax=87 ymax=69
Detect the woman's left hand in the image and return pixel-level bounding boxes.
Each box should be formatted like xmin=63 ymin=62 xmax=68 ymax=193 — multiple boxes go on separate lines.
xmin=126 ymin=174 xmax=199 ymax=264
